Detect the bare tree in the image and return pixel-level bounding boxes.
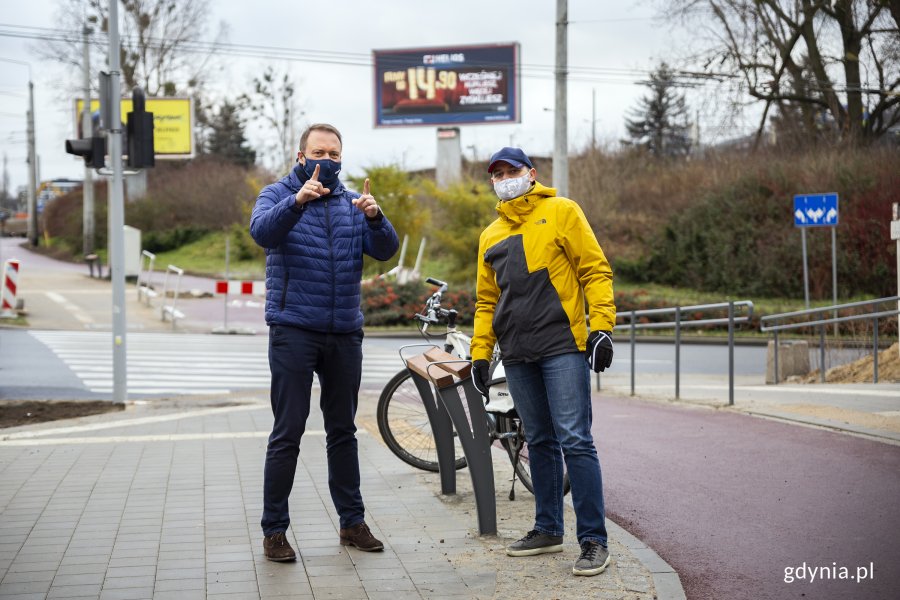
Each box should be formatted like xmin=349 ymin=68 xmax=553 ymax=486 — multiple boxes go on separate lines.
xmin=239 ymin=66 xmax=304 ymax=174
xmin=661 ymin=0 xmax=900 ymax=145
xmin=39 ymin=0 xmax=227 ymax=98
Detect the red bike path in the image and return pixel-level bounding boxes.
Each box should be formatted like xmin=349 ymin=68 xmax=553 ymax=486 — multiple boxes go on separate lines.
xmin=593 ymin=394 xmax=900 ymax=600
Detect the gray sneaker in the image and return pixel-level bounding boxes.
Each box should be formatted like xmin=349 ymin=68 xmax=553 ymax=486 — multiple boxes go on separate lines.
xmin=573 ymin=540 xmax=611 ymax=576
xmin=506 ymin=530 xmax=564 ymax=557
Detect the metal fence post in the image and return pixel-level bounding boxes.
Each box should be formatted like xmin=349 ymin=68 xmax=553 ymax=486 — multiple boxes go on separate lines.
xmin=630 ymin=310 xmax=636 ymax=397
xmin=773 ymin=329 xmax=779 ymax=385
xmin=728 ymin=301 xmax=734 ymax=406
xmin=873 ymin=317 xmax=879 ymax=384
xmin=819 ymin=315 xmax=826 ymax=383
xmin=675 ymin=305 xmax=681 ymax=400
xmin=224 ymin=236 xmax=230 ymax=332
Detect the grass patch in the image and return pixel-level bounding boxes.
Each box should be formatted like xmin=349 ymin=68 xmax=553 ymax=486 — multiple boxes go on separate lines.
xmin=154 ymin=230 xmax=265 ymax=280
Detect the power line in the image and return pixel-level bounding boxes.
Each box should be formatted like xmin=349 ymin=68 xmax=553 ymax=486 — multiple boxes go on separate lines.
xmin=0 ymin=23 xmax=670 ymax=85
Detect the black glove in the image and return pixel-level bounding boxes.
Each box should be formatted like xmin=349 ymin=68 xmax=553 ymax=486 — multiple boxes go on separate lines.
xmin=586 ymin=330 xmax=613 ymax=373
xmin=471 ymin=359 xmax=490 ymax=397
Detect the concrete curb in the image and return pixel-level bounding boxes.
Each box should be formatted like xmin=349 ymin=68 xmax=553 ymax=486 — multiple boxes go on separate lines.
xmin=562 ymin=495 xmax=687 ymax=600
xmin=605 ymin=520 xmax=686 ymax=600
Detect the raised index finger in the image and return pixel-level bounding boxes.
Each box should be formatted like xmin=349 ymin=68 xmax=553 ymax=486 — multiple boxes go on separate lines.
xmin=310 ymin=163 xmax=320 ymax=182
xmin=363 ymin=178 xmax=370 ymax=196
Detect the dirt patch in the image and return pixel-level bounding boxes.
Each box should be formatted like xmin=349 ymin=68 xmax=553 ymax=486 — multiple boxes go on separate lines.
xmin=0 ymin=401 xmax=125 ymax=429
xmin=794 ymin=342 xmax=900 ymax=383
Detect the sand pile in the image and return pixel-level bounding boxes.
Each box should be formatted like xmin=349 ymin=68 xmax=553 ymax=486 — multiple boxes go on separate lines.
xmin=799 ymin=342 xmax=900 ymax=383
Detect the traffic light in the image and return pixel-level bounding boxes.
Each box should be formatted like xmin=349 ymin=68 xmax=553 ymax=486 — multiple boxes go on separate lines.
xmin=126 ymin=87 xmax=155 ymax=169
xmin=65 ymin=135 xmax=106 ymax=169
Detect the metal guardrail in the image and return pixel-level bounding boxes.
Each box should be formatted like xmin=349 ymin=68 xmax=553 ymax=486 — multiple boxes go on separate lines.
xmin=136 ymin=250 xmax=157 ymax=306
xmin=760 ymin=296 xmax=900 ymax=384
xmin=160 ymin=264 xmax=185 ymax=330
xmin=611 ymin=300 xmax=755 ymax=405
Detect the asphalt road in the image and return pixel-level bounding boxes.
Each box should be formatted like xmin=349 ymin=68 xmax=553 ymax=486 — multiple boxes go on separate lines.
xmin=595 ymin=394 xmax=900 ymax=600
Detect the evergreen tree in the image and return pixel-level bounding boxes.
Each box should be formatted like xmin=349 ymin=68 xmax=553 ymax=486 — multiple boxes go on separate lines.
xmin=624 ymin=63 xmax=691 ymax=158
xmin=207 ymin=101 xmax=256 ymax=168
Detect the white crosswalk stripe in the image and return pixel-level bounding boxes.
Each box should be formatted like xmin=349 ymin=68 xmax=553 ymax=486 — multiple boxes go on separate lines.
xmin=30 ymin=331 xmax=406 ymax=396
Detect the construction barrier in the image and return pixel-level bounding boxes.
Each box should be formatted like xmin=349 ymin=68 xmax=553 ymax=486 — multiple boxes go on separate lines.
xmin=213 ymin=279 xmax=265 ymax=334
xmin=215 ymin=280 xmax=266 ymax=296
xmin=1 ymin=258 xmax=19 ymax=318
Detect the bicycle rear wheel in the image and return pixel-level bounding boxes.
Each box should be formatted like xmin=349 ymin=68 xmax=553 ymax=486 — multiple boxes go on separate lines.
xmin=376 ymin=369 xmax=467 ymax=472
xmin=497 ymin=414 xmax=571 ymax=496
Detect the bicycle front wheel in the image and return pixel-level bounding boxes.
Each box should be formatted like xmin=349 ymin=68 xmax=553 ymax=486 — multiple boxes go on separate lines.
xmin=497 ymin=414 xmax=571 ymax=496
xmin=376 ymin=369 xmax=467 ymax=472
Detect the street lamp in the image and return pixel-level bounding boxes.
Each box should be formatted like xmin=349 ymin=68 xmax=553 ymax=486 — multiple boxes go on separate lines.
xmin=0 ymin=57 xmax=37 ymax=247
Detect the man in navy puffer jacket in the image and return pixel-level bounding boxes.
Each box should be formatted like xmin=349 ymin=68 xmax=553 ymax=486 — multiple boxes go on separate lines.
xmin=250 ymin=123 xmax=399 ymax=562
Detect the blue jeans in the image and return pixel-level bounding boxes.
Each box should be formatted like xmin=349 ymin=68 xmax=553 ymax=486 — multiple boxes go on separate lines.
xmin=261 ymin=325 xmax=365 ymax=536
xmin=504 ymin=352 xmax=608 ymax=546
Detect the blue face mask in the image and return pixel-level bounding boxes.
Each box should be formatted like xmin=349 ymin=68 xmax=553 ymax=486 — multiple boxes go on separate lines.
xmin=303 ymin=158 xmax=341 ymax=189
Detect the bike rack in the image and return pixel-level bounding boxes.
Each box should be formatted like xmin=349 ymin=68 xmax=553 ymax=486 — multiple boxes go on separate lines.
xmin=404 ymin=347 xmax=497 ymax=536
xmin=160 ymin=264 xmax=185 ymax=330
xmin=136 ymin=250 xmax=157 ymax=306
xmin=398 ymin=344 xmax=457 ymax=494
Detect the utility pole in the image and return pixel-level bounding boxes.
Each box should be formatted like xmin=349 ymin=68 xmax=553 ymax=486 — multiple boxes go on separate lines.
xmin=553 ymin=0 xmax=568 ymax=197
xmin=82 ymin=22 xmax=95 ymax=256
xmin=107 ymin=0 xmax=128 ymax=404
xmin=591 ymin=88 xmax=596 ymax=151
xmin=26 ymin=80 xmax=37 ymax=246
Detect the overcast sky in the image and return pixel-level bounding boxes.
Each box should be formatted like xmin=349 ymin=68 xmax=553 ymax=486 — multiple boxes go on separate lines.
xmin=0 ymin=0 xmax=704 ymax=194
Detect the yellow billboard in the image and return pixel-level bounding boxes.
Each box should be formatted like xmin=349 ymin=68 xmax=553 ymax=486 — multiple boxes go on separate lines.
xmin=75 ymin=97 xmax=194 ymax=158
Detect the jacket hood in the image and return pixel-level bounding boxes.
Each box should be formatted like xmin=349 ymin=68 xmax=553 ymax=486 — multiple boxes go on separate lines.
xmin=495 ymin=181 xmax=557 ymax=224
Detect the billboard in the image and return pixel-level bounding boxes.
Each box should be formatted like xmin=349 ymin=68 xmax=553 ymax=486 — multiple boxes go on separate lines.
xmin=75 ymin=97 xmax=195 ymax=158
xmin=373 ymin=43 xmax=520 ymax=127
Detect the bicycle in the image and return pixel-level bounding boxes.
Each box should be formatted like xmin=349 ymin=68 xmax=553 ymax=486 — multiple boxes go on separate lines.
xmin=376 ymin=277 xmax=571 ymax=499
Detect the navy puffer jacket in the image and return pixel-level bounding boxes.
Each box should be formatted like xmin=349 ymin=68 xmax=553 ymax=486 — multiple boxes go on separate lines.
xmin=250 ymin=163 xmax=399 ymax=333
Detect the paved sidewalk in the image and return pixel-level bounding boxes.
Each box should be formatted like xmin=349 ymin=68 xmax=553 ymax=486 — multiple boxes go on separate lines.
xmin=0 ymin=391 xmax=668 ymax=600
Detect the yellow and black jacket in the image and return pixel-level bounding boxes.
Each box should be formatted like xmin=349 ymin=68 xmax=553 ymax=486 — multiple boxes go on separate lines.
xmin=470 ymin=181 xmax=615 ymax=364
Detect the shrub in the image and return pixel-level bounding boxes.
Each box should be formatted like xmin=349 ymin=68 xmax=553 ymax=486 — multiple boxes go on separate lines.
xmin=361 ymin=278 xmax=476 ymax=327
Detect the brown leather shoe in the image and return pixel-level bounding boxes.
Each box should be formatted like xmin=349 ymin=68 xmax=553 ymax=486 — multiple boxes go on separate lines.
xmin=263 ymin=531 xmax=296 ymax=562
xmin=339 ymin=522 xmax=384 ymax=552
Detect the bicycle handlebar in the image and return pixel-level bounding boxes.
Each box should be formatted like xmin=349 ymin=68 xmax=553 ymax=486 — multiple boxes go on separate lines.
xmin=415 ymin=277 xmax=460 ymax=330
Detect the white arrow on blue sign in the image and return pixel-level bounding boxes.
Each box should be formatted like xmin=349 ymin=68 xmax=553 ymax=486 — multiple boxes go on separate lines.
xmin=793 ymin=193 xmax=839 ymax=227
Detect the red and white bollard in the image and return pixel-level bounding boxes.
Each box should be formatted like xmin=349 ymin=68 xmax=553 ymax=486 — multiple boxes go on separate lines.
xmin=1 ymin=258 xmax=20 ymax=318
xmin=213 ymin=279 xmax=265 ymax=334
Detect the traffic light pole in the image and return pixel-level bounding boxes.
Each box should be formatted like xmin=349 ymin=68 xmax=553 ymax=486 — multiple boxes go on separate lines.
xmin=107 ymin=0 xmax=127 ymax=404
xmin=82 ymin=23 xmax=95 ymax=256
xmin=26 ymin=81 xmax=37 ymax=247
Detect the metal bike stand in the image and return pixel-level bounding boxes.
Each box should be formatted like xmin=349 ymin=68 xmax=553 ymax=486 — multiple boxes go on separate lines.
xmin=403 ymin=353 xmax=458 ymax=495
xmin=422 ymin=353 xmax=497 ymax=536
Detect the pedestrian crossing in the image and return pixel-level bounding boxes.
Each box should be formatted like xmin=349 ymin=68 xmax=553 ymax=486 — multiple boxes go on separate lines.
xmin=29 ymin=330 xmax=407 ymax=396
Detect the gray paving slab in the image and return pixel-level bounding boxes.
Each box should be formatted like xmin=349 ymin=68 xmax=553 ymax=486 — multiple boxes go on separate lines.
xmin=0 ymin=391 xmax=671 ymax=600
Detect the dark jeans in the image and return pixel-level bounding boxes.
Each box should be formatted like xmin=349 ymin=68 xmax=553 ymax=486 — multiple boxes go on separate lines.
xmin=261 ymin=324 xmax=365 ymax=536
xmin=504 ymin=352 xmax=608 ymax=546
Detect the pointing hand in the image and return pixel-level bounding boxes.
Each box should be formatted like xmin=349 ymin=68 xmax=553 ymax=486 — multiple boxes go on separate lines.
xmin=296 ymin=163 xmax=331 ymax=205
xmin=353 ymin=178 xmax=380 ymax=218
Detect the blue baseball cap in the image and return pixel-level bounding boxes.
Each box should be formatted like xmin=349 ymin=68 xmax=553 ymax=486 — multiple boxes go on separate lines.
xmin=488 ymin=147 xmax=534 ymax=173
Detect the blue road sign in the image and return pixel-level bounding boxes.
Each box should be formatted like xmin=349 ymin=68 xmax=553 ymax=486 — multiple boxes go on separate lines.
xmin=793 ymin=193 xmax=839 ymax=227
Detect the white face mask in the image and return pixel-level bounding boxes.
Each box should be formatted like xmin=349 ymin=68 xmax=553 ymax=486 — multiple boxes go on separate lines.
xmin=493 ymin=174 xmax=532 ymax=201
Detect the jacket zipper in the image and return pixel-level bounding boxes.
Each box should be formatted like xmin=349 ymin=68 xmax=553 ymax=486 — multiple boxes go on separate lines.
xmin=325 ymin=199 xmax=335 ymax=331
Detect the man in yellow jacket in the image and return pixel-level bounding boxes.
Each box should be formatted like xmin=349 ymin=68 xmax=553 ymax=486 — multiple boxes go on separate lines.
xmin=470 ymin=147 xmax=615 ymax=577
